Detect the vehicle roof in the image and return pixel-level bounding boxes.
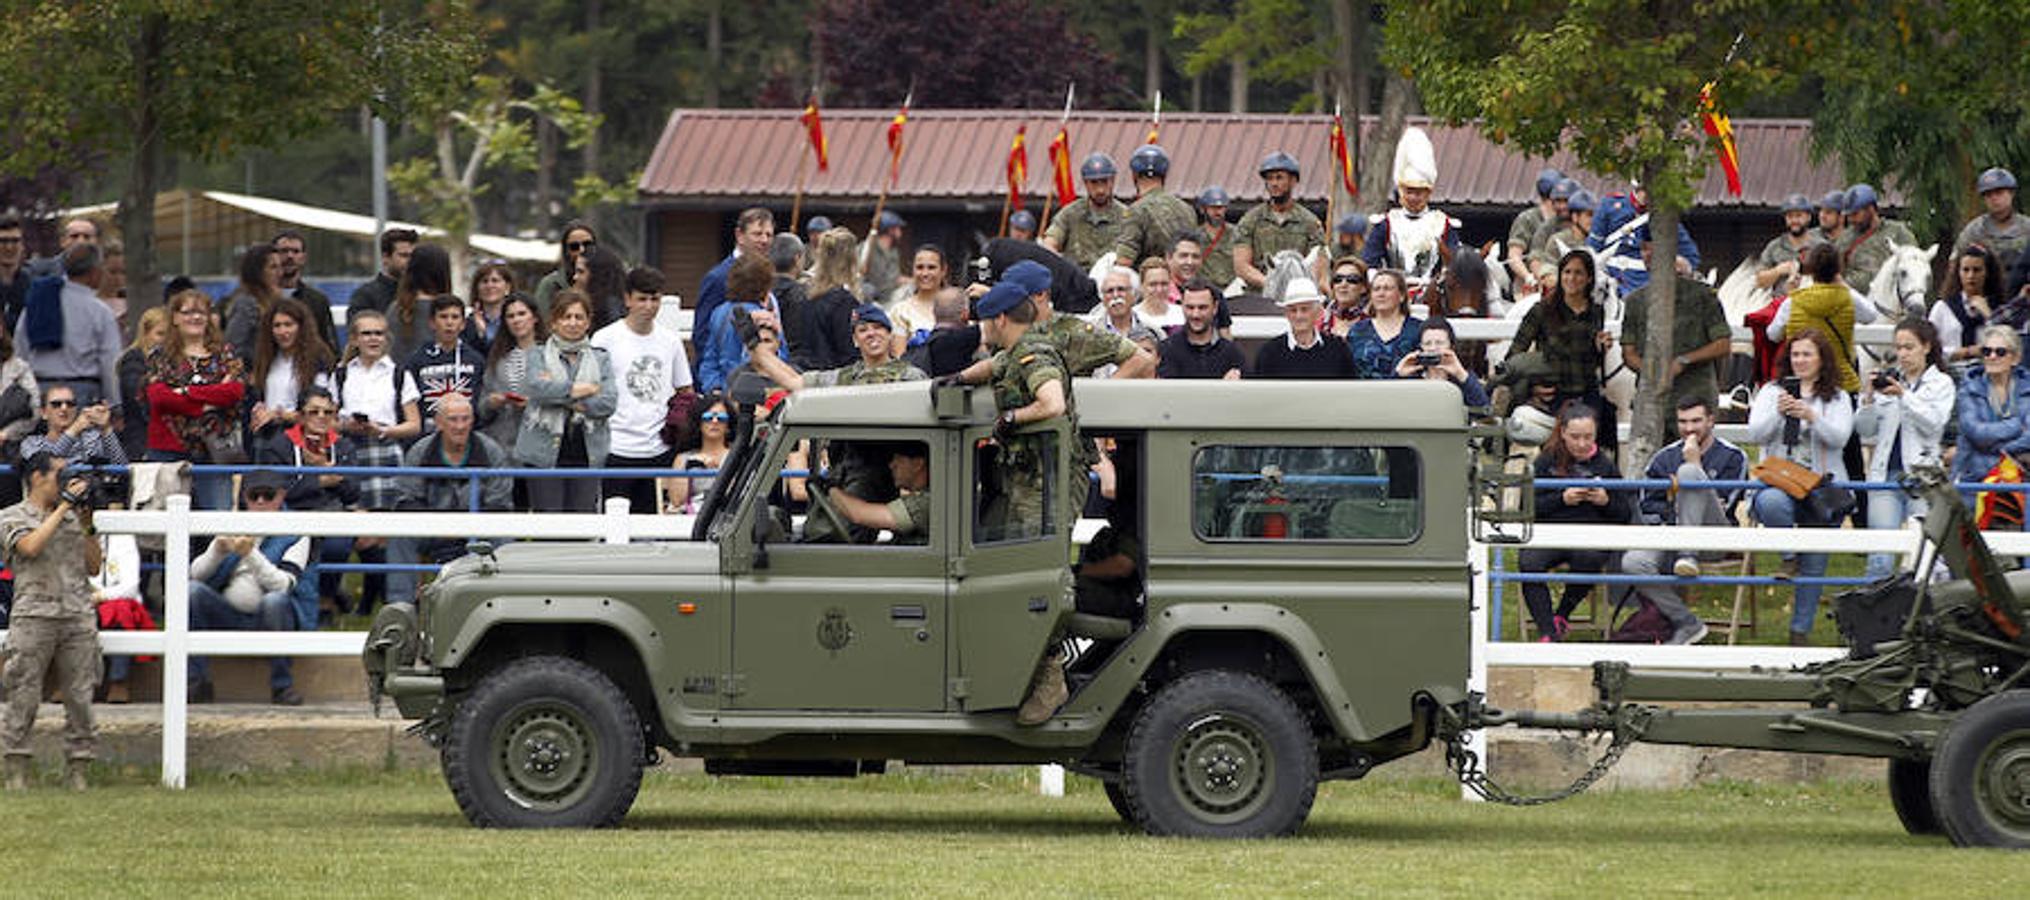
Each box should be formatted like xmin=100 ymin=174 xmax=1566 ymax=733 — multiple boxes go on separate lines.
xmin=777 ymin=378 xmax=1471 ymax=432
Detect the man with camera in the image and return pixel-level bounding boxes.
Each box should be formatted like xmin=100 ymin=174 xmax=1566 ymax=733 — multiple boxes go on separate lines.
xmin=1 ymin=452 xmax=105 ymax=790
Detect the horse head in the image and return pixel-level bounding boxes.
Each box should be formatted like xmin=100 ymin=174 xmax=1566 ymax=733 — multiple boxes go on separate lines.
xmin=1431 ymin=245 xmax=1496 ymax=318
xmin=1867 ymin=242 xmax=1937 ymax=319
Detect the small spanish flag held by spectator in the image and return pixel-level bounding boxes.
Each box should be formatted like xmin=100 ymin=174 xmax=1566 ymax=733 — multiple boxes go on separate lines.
xmin=886 ymin=92 xmax=912 ymax=186
xmin=1978 ymin=455 xmax=2025 ymax=530
xmin=800 ymin=98 xmax=829 ymax=172
xmin=1006 ymin=125 xmax=1029 ymax=211
xmin=1048 ymin=126 xmax=1075 ymax=207
xmin=1699 ymin=81 xmax=1742 ymax=197
xmin=1330 ymin=111 xmax=1357 ymax=197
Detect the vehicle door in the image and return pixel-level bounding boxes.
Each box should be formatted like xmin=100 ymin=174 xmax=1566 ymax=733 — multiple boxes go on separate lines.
xmin=949 ymin=420 xmax=1074 ymax=711
xmin=724 ymin=427 xmax=951 ymax=711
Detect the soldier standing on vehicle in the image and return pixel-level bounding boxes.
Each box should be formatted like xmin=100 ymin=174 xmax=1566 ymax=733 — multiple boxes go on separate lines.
xmin=970 ymin=278 xmax=1072 ymax=725
xmin=1 ymin=452 xmax=104 ymax=791
xmin=1232 ymin=152 xmax=1326 ymax=294
xmin=1110 ymin=145 xmax=1198 ymax=268
xmin=1196 ymin=186 xmax=1237 ymax=289
xmin=1042 ymin=154 xmax=1125 ymax=270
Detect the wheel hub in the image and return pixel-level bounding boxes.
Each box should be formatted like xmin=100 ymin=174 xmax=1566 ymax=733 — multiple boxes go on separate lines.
xmin=1977 ymin=728 xmax=2030 ymax=832
xmin=492 ymin=705 xmax=597 ymax=810
xmin=1171 ymin=714 xmax=1271 ymax=823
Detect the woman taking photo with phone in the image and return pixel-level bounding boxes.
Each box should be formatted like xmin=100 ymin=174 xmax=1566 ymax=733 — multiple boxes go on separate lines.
xmin=1746 ymin=328 xmax=1854 ymax=645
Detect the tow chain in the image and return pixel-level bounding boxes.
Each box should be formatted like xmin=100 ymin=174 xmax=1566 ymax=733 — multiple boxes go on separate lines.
xmin=1442 ymin=707 xmax=1650 ymax=806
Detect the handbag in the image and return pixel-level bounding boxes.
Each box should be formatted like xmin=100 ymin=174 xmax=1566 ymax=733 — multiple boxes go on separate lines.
xmin=1752 ymin=456 xmax=1855 ymax=523
xmin=198 ymin=429 xmax=250 ymax=465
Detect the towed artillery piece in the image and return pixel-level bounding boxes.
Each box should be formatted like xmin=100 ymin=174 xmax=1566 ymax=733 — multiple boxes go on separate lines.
xmin=1458 ymin=463 xmax=2030 ymax=848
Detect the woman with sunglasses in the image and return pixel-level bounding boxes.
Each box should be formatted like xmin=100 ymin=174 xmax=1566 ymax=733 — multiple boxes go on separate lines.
xmin=144 ymin=288 xmax=248 ymax=510
xmin=515 ymin=291 xmax=617 ymax=512
xmin=664 ymin=393 xmax=732 ymax=515
xmin=533 ymin=221 xmax=596 ymax=315
xmin=1951 ymin=325 xmax=2030 ymax=495
xmin=1325 ymin=258 xmax=1369 ymax=339
xmin=467 ymin=260 xmax=517 ymax=346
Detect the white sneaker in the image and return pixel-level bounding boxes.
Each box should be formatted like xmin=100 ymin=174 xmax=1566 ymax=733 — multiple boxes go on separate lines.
xmin=1672 ymin=555 xmax=1700 ymax=578
xmin=1667 ymin=621 xmax=1709 ymax=645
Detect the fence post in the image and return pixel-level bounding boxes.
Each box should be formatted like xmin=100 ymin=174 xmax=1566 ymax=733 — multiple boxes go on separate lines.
xmin=1463 ymin=538 xmax=1489 ymax=803
xmin=162 ymin=494 xmax=192 ymax=790
xmin=603 ymin=496 xmax=632 ymax=545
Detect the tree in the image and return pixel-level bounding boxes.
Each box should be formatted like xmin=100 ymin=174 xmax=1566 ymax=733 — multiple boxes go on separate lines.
xmin=0 ymin=1 xmax=480 ymax=308
xmin=1807 ymin=2 xmax=2030 ymax=241
xmin=811 ymin=0 xmax=1128 ymax=108
xmin=1394 ymin=1 xmax=1831 ymax=460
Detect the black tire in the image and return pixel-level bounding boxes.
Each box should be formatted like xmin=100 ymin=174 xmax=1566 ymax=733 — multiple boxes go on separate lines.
xmin=1102 ymin=779 xmax=1137 ymax=824
xmin=1120 ymin=670 xmax=1318 ymax=838
xmin=1929 ymin=690 xmax=2030 ymax=848
xmin=442 ymin=656 xmax=645 ymax=828
xmin=1887 ymin=757 xmax=1940 ymax=836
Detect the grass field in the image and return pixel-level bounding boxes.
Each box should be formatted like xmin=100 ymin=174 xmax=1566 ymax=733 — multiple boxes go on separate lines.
xmin=4 ymin=767 xmax=2028 ymax=897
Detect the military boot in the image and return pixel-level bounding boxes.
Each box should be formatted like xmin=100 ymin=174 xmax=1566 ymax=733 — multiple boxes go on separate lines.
xmin=63 ymin=759 xmax=88 ymax=792
xmin=1015 ymin=652 xmax=1069 ymax=726
xmin=3 ymin=756 xmax=29 ymax=791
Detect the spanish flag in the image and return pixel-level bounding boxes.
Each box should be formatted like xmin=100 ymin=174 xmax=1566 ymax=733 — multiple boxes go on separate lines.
xmin=1006 ymin=126 xmax=1029 ymax=211
xmin=1330 ymin=114 xmax=1357 ymax=197
xmin=800 ymin=98 xmax=829 ymax=172
xmin=1145 ymin=90 xmax=1161 ymax=145
xmin=886 ymin=92 xmax=911 ymax=187
xmin=1699 ymin=81 xmax=1742 ymax=197
xmin=1047 ymin=126 xmax=1075 ymax=207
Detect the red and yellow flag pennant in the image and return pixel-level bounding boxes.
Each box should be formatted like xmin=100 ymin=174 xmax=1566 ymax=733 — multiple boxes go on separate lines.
xmin=1006 ymin=125 xmax=1030 ymax=211
xmin=1047 ymin=125 xmax=1076 ymax=207
xmin=1699 ymin=81 xmax=1742 ymax=197
xmin=800 ymin=98 xmax=829 ymax=172
xmin=885 ymin=93 xmax=912 ymax=187
xmin=1330 ymin=114 xmax=1357 ymax=197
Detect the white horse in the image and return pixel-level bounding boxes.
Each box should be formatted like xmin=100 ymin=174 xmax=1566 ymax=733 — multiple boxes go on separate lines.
xmin=1866 ymin=242 xmax=1937 ymax=321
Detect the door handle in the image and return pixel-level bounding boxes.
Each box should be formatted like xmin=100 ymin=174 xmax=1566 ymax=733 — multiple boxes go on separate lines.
xmin=1026 ymin=596 xmax=1048 ymax=613
xmin=890 ymin=604 xmax=927 ymax=622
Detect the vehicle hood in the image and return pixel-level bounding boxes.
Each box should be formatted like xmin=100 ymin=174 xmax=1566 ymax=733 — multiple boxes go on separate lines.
xmin=458 ymin=540 xmax=721 ymax=578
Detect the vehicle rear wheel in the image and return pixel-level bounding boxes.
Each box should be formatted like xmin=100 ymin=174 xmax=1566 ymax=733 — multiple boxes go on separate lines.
xmin=1929 ymin=690 xmax=2030 ymax=848
xmin=1886 ymin=757 xmax=1940 ymax=836
xmin=1120 ymin=670 xmax=1318 ymax=838
xmin=442 ymin=656 xmax=644 ymax=828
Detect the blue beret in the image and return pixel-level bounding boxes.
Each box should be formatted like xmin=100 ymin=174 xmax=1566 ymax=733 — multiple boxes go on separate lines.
xmin=977 ymin=281 xmax=1033 ymax=319
xmin=849 ymin=303 xmax=892 ymax=331
xmin=1003 ymin=259 xmax=1052 ymax=296
xmin=1336 ymin=213 xmax=1367 ymax=236
xmin=805 ymin=215 xmax=834 ymax=234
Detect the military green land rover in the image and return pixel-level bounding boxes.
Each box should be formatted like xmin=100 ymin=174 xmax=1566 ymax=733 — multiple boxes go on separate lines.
xmin=364 ymin=378 xmax=1487 ymax=837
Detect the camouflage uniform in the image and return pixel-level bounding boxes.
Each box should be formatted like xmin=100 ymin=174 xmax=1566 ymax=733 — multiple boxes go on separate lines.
xmin=1200 ymin=221 xmax=1237 ymax=288
xmin=1111 ymin=188 xmax=1199 ymax=268
xmin=1954 ymin=213 xmax=2030 ymax=280
xmin=1528 ymin=221 xmax=1587 ymax=274
xmin=861 ymin=238 xmax=901 ymax=302
xmin=1038 ymin=314 xmax=1134 ymax=517
xmin=1507 ymin=205 xmax=1548 ymax=255
xmin=1233 ymin=203 xmax=1326 ymax=275
xmin=885 ymin=490 xmax=933 ymax=545
xmin=987 ymin=331 xmax=1073 ymax=539
xmin=800 ymin=357 xmax=927 ymax=543
xmin=1043 ymin=197 xmax=1126 ymax=270
xmin=1758 ymin=233 xmax=1824 ymax=271
xmin=1838 ymin=218 xmax=1917 ymax=292
xmin=0 ymin=501 xmax=98 ymax=764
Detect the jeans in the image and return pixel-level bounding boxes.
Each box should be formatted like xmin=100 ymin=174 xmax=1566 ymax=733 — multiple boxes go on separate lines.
xmin=144 ymin=448 xmax=232 ymax=511
xmin=1864 ymin=487 xmax=1926 ymax=580
xmin=320 ymin=536 xmax=386 ymax=616
xmin=1751 ymin=487 xmax=1832 ymax=636
xmin=529 ymin=475 xmax=601 ymax=513
xmin=388 ymin=537 xmax=466 ymax=605
xmin=1621 ymin=463 xmax=1730 ymax=629
xmin=188 ymin=582 xmax=295 ymax=692
xmin=1518 ymin=547 xmax=1615 ymax=638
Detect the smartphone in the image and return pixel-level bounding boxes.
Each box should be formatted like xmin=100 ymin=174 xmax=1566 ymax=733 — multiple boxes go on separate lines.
xmin=1779 ymin=376 xmax=1802 ymax=398
xmin=352 ymin=412 xmax=371 ymax=425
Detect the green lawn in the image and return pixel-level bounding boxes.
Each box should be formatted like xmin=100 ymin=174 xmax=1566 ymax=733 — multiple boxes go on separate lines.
xmin=5 ymin=767 xmax=2027 ymax=896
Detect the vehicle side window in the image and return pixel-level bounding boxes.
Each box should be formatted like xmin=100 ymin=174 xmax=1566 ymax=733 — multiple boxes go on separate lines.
xmin=1192 ymin=445 xmax=1420 ymax=542
xmin=973 ymin=431 xmax=1058 ymax=544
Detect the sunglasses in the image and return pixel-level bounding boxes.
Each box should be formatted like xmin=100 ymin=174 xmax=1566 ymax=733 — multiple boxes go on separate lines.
xmin=303 ymin=408 xmax=338 ymax=417
xmin=565 ymin=241 xmax=596 ymax=253
xmin=700 ymin=411 xmax=731 ymax=423
xmin=1331 ymin=274 xmax=1366 ymax=285
xmin=1982 ymin=346 xmax=2014 ymax=358
xmin=244 ymin=489 xmax=280 ymax=503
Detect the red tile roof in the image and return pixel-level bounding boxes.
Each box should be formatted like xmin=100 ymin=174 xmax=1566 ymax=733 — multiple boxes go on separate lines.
xmin=639 ymin=109 xmax=1873 ymax=211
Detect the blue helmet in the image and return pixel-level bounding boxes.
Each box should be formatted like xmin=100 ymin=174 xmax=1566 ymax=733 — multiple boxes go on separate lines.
xmin=1978 ymin=167 xmax=2018 ymax=194
xmin=1550 ymin=178 xmax=1579 ymax=201
xmin=1535 ymin=167 xmax=1565 ymax=199
xmin=1844 ymin=183 xmax=1880 ymax=212
xmin=1009 ymin=210 xmax=1037 ymax=232
xmin=1818 ymin=190 xmax=1845 ymax=212
xmin=1197 ymin=185 xmax=1230 ymax=207
xmin=1336 ymin=213 xmax=1368 ymax=236
xmin=1129 ymin=144 xmax=1170 ymax=178
xmin=1079 ymin=152 xmax=1117 ymax=182
xmin=1567 ymin=189 xmax=1598 ymax=213
xmin=1781 ymin=193 xmax=1812 ymax=214
xmin=877 ymin=210 xmax=906 ymax=231
xmin=1258 ymin=151 xmax=1301 ymax=178
xmin=805 ymin=215 xmax=834 ymax=235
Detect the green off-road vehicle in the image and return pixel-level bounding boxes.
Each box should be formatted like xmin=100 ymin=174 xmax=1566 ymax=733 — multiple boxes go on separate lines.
xmin=366 ymin=378 xmax=1482 ymax=836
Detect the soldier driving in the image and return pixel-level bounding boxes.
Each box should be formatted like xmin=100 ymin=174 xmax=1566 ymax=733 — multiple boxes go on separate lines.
xmin=1 ymin=452 xmax=105 ymax=791
xmin=808 ymin=441 xmax=932 ymax=545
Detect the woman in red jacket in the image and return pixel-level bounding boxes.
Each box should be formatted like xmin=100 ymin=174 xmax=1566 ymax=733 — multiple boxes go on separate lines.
xmin=144 ymin=288 xmax=247 ymax=509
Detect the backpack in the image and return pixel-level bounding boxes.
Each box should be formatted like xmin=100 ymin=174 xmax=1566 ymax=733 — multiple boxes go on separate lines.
xmin=1608 ymin=594 xmax=1675 ymax=643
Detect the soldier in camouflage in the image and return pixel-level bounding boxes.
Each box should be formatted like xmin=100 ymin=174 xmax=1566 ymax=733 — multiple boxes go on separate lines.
xmin=1954 ymin=168 xmax=2029 ymax=280
xmin=1837 ymin=184 xmax=1917 ymax=295
xmin=1755 ymin=193 xmax=1826 ymax=295
xmin=1233 ymin=151 xmax=1326 ymax=294
xmin=1196 ymin=186 xmax=1237 ymax=289
xmin=1 ymin=452 xmax=104 ymax=791
xmin=1041 ymin=153 xmax=1126 ymax=270
xmin=1506 ymin=168 xmax=1562 ymax=291
xmin=1110 ymin=145 xmax=1199 ymax=269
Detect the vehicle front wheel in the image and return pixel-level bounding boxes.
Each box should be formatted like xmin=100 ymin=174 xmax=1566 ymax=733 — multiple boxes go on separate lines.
xmin=442 ymin=656 xmax=645 ymax=828
xmin=1929 ymin=690 xmax=2030 ymax=848
xmin=1120 ymin=670 xmax=1318 ymax=838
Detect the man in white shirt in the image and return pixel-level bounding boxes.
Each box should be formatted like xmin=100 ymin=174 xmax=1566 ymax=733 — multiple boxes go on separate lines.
xmin=593 ymin=266 xmax=694 ymax=514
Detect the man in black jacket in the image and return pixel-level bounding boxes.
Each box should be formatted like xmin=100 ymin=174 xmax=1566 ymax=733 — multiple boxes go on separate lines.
xmin=344 ymin=227 xmax=418 ymax=322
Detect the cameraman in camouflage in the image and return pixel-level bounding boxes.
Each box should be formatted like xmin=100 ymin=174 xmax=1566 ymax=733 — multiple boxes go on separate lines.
xmin=1 ymin=452 xmax=104 ymax=791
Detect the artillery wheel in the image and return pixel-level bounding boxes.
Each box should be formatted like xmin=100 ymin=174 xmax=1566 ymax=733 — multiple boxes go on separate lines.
xmin=1930 ymin=690 xmax=2030 ymax=848
xmin=1120 ymin=671 xmax=1318 ymax=838
xmin=443 ymin=656 xmax=644 ymax=828
xmin=1886 ymin=757 xmax=1940 ymax=836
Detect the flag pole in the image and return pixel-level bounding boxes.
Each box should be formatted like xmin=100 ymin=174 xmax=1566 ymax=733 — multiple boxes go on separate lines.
xmin=1038 ymin=84 xmax=1075 ymax=241
xmin=863 ymin=82 xmax=912 ymax=281
xmin=1326 ymin=101 xmax=1340 ymax=239
xmin=791 ymin=149 xmax=810 ymax=235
